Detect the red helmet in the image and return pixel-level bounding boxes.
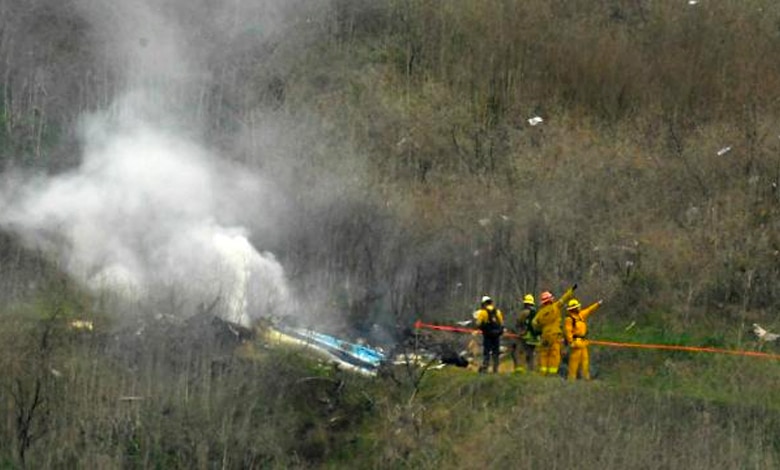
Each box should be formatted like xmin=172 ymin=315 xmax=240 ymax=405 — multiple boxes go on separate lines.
xmin=540 ymin=291 xmax=554 ymax=304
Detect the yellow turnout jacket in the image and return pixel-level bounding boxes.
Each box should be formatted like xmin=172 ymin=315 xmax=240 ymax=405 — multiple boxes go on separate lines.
xmin=474 ymin=308 xmax=504 ymax=336
xmin=531 ymin=286 xmax=575 ymax=338
xmin=564 ymin=302 xmax=601 ymax=346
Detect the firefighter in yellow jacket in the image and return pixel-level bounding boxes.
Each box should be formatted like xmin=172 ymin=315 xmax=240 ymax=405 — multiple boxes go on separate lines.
xmin=564 ymin=298 xmax=603 ymax=381
xmin=474 ymin=295 xmax=505 ymax=373
xmin=531 ymin=285 xmax=576 ymax=376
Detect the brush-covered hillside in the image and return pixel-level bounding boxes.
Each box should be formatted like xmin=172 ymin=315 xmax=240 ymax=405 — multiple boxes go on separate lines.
xmin=0 ymin=0 xmax=779 ymax=468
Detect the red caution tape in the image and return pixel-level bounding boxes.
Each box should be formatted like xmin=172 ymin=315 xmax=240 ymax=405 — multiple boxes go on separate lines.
xmin=414 ymin=321 xmax=780 ymax=361
xmin=414 ymin=320 xmax=519 ymax=338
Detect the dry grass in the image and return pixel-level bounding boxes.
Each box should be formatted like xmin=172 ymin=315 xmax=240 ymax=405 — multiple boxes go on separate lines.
xmin=1 ymin=293 xmax=779 ymax=469
xmin=1 ymin=1 xmax=780 ymax=467
xmin=345 ymin=364 xmax=780 ymax=469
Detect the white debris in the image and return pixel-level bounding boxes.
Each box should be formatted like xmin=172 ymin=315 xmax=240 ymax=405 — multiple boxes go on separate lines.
xmin=69 ymin=320 xmax=94 ymax=331
xmin=478 ymin=218 xmax=490 ymax=227
xmin=753 ymin=323 xmax=780 ymax=343
xmin=717 ymin=146 xmax=732 ymax=156
xmin=528 ymin=116 xmax=544 ymax=126
xmin=392 ymin=353 xmax=437 ymax=366
xmin=688 ymin=0 xmax=698 ymax=5
xmin=500 ymin=214 xmax=510 ymax=221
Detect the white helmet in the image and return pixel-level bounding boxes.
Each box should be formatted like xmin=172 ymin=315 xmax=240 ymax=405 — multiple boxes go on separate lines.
xmin=481 ymin=295 xmax=493 ymax=305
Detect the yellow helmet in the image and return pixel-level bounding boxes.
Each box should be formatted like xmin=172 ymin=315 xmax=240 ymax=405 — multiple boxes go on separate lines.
xmin=523 ymin=294 xmax=534 ymax=305
xmin=567 ymin=299 xmax=581 ymax=311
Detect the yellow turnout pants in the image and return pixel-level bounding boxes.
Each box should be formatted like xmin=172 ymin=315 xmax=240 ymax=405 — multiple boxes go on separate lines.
xmin=538 ymin=333 xmax=562 ymax=375
xmin=567 ymin=345 xmax=590 ymax=381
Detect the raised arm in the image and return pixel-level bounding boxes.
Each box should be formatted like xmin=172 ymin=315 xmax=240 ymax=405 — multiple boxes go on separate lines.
xmin=557 ymin=284 xmax=577 ymax=307
xmin=580 ymin=300 xmax=603 ymax=321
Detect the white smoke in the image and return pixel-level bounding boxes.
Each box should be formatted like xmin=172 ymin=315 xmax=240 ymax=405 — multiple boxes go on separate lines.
xmin=0 ymin=0 xmax=294 ymax=325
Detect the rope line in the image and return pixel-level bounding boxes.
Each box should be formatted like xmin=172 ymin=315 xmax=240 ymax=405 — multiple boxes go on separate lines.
xmin=413 ymin=320 xmax=780 ymax=361
xmin=587 ymin=339 xmax=780 ymax=360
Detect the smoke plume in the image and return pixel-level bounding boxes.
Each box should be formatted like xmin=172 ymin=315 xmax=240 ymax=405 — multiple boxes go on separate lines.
xmin=0 ymin=0 xmax=295 ymax=324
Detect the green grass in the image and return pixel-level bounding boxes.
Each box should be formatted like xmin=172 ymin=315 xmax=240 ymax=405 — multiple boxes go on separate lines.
xmin=330 ymin=357 xmax=780 ymax=469
xmin=1 ymin=300 xmax=779 ymax=469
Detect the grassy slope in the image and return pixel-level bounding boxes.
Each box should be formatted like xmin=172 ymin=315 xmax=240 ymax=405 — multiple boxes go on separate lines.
xmin=332 ymin=352 xmax=780 ymax=469
xmin=1 ymin=296 xmax=779 ymax=469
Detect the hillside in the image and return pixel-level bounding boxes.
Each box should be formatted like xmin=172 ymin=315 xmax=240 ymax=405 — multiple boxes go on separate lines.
xmin=1 ymin=0 xmax=779 ymax=468
xmin=1 ymin=302 xmax=778 ymax=468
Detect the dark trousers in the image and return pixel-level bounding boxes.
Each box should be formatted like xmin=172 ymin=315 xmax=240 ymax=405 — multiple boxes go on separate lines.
xmin=511 ymin=339 xmax=536 ymax=371
xmin=481 ymin=335 xmax=501 ymax=373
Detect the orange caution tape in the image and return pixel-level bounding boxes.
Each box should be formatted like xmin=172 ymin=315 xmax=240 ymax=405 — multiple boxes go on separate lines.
xmin=588 ymin=339 xmax=780 ymax=360
xmin=414 ymin=321 xmax=780 ymax=361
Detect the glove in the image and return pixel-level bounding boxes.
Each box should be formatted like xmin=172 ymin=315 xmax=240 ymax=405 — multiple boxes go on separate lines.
xmin=572 ymin=283 xmax=578 ymax=290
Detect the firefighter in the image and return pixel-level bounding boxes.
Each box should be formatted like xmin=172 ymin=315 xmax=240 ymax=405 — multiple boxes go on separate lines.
xmin=564 ymin=298 xmax=603 ymax=381
xmin=511 ymin=294 xmax=538 ymax=373
xmin=474 ymin=295 xmax=505 ymax=373
xmin=531 ymin=285 xmax=576 ymax=376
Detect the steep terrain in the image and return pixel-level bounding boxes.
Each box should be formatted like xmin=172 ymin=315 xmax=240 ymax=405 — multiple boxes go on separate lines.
xmin=1 ymin=0 xmax=779 ymax=467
